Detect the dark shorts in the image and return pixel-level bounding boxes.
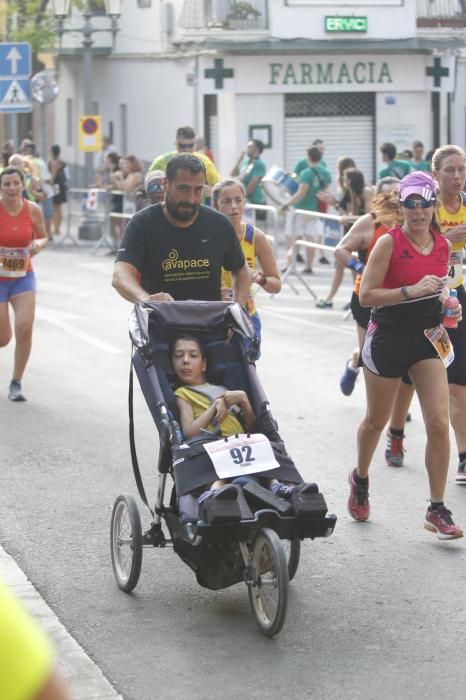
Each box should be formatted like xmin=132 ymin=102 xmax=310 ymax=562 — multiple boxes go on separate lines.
xmin=446 ymin=285 xmax=466 ymax=386
xmin=351 ymin=291 xmax=370 ymax=330
xmin=361 ymin=321 xmax=439 ymax=379
xmin=0 ymin=271 xmax=36 ymax=302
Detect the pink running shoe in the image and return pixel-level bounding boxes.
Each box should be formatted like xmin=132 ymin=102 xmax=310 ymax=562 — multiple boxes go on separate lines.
xmin=424 ymin=505 xmax=464 ymax=540
xmin=347 ymin=469 xmax=370 ymax=521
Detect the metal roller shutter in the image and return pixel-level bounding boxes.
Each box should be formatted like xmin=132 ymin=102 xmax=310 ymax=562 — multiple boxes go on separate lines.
xmin=285 ymin=92 xmax=375 ymax=186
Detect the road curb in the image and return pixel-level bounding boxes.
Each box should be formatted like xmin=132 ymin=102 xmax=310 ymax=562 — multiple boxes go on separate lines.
xmin=0 ymin=544 xmax=123 ymax=699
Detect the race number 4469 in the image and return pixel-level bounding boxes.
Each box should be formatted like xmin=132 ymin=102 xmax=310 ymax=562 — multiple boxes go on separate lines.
xmin=203 ymin=433 xmax=279 ymax=480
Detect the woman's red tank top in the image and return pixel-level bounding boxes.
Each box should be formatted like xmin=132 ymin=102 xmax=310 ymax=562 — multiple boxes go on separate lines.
xmin=0 ymin=201 xmax=35 ymax=277
xmin=382 ymin=226 xmax=449 ymax=289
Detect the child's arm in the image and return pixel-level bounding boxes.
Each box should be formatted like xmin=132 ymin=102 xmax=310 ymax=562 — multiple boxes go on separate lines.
xmin=223 ymin=391 xmax=255 ymax=432
xmin=176 ymin=396 xmax=227 ymax=439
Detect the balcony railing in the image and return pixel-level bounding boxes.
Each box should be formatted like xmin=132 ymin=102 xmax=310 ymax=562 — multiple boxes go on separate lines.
xmin=417 ymin=0 xmax=466 ymax=26
xmin=179 ymin=0 xmax=268 ymax=32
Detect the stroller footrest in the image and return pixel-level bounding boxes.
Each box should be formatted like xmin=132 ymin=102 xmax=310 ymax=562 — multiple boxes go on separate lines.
xmin=242 ymin=482 xmax=293 ymax=516
xmin=200 ymin=484 xmax=246 ymax=525
xmin=291 ymin=491 xmax=328 ymax=519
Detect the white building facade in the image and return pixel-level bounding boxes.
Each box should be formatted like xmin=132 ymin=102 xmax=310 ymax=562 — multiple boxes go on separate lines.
xmin=53 ymin=0 xmax=466 ymax=184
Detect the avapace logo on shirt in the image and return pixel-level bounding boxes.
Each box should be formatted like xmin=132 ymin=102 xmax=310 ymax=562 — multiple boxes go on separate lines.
xmin=400 ymin=249 xmax=413 ymax=259
xmin=162 ymin=248 xmax=210 ymax=272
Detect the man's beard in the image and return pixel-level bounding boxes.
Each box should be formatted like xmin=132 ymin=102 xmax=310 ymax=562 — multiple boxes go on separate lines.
xmin=165 ymin=194 xmax=199 ymax=222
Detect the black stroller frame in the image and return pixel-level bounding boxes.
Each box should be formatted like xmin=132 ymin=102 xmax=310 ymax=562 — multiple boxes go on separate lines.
xmin=110 ymin=300 xmax=336 ymax=637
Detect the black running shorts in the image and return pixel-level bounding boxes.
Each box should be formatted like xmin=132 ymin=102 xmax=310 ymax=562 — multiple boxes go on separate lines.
xmin=350 ymin=291 xmax=371 ymax=330
xmin=445 ymin=285 xmax=466 ymax=386
xmin=362 ymin=321 xmax=440 ymax=378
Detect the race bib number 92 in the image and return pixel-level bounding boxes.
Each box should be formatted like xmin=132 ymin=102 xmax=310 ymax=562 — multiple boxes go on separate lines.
xmin=203 ymin=433 xmax=279 ymax=480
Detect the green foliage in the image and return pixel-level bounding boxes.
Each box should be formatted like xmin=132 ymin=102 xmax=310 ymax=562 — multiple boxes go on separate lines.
xmin=5 ymin=0 xmax=57 ymax=52
xmin=229 ymin=2 xmax=261 ymax=19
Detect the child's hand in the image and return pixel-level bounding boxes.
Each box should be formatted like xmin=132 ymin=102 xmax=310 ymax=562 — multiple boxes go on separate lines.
xmin=223 ymin=390 xmax=245 ymax=408
xmin=213 ymin=397 xmax=228 ymax=423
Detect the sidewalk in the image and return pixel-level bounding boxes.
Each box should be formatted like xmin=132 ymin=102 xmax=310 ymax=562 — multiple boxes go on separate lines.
xmin=0 ymin=544 xmax=123 ymax=699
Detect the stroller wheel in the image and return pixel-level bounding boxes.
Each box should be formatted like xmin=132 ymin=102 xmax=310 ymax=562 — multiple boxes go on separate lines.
xmin=281 ymin=538 xmax=301 ymax=582
xmin=110 ymin=495 xmax=143 ymax=592
xmin=248 ymin=528 xmax=288 ymax=637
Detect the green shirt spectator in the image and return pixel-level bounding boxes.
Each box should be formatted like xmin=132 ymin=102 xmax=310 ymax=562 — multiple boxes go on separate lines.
xmin=410 ymin=140 xmax=431 ymax=172
xmin=294 ymin=156 xmax=327 ymax=176
xmin=409 ymin=158 xmax=431 ymax=172
xmin=295 ymin=164 xmax=332 ymax=210
xmin=231 ymin=139 xmax=266 ymax=206
xmin=378 ymin=159 xmax=412 ymax=180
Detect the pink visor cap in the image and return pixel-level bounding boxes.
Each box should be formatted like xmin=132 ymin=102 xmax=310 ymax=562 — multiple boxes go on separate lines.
xmin=399 ymin=171 xmax=436 ymax=201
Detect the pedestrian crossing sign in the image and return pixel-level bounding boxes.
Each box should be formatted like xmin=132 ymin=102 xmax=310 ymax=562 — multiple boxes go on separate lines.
xmin=78 ymin=115 xmax=102 ymax=152
xmin=0 ymin=78 xmax=32 ymax=113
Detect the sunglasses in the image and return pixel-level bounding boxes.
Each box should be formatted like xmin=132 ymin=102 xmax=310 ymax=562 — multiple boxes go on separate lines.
xmin=400 ymin=198 xmax=435 ymax=209
xmin=147 ymin=182 xmax=163 ymax=193
xmin=177 ymin=142 xmax=195 ymax=150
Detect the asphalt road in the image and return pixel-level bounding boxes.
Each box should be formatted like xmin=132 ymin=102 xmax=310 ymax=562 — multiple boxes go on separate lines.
xmin=1 ymin=246 xmax=466 ymax=700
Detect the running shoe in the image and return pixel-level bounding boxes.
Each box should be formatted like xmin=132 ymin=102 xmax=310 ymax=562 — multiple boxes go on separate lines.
xmin=340 ymin=361 xmax=359 ymax=396
xmin=424 ymin=505 xmax=463 ymax=540
xmin=347 ymin=469 xmax=370 ymax=521
xmin=316 ymin=298 xmax=333 ymax=309
xmin=302 ymin=267 xmax=313 ymax=275
xmin=296 ymin=253 xmax=305 ymax=263
xmin=319 ymin=256 xmax=330 ymax=264
xmin=456 ymin=459 xmax=466 ymax=484
xmin=8 ymin=380 xmax=26 ymax=402
xmin=385 ymin=432 xmax=405 ymax=468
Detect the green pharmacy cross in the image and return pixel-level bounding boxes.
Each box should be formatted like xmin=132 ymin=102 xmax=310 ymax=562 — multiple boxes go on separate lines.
xmin=426 ymin=57 xmax=449 ymax=88
xmin=204 ymin=58 xmax=234 ymax=89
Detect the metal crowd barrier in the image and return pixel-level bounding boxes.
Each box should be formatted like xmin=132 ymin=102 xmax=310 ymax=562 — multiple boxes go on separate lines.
xmin=280 ymin=208 xmax=354 ymax=297
xmin=56 ymin=188 xmax=136 ymax=254
xmin=244 ymin=203 xmax=279 ymax=256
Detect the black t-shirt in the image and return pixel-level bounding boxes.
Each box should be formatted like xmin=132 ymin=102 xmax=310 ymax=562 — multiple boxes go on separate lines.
xmin=115 ymin=204 xmax=245 ymax=300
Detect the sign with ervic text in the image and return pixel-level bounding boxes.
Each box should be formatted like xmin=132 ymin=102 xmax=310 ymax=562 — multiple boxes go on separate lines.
xmin=325 ymin=16 xmax=368 ymax=33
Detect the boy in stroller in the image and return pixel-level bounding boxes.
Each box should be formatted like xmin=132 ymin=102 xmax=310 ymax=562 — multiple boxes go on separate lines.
xmin=172 ymin=334 xmax=315 ymax=522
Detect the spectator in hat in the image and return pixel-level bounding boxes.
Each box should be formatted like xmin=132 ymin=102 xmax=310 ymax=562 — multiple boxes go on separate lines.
xmin=135 ymin=170 xmax=165 ymax=211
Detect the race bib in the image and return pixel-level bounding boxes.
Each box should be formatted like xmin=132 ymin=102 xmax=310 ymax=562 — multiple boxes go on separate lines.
xmin=0 ymin=247 xmax=29 ymax=278
xmin=447 ymin=249 xmax=464 ymax=288
xmin=203 ymin=433 xmax=279 ymax=480
xmin=424 ymin=325 xmax=455 ymax=368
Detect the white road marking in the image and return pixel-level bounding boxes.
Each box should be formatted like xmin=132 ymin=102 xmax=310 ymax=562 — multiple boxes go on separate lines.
xmin=36 ymin=306 xmax=124 ymax=354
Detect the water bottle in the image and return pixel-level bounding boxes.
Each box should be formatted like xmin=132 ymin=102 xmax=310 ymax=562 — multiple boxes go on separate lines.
xmin=443 ymin=289 xmax=459 ymax=329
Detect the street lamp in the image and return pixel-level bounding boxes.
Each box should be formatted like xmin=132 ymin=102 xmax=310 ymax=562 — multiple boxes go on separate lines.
xmin=51 ymin=0 xmax=123 ymax=187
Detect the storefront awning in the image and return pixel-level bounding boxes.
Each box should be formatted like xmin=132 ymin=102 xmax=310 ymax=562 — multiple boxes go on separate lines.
xmin=194 ymin=37 xmax=465 ymax=55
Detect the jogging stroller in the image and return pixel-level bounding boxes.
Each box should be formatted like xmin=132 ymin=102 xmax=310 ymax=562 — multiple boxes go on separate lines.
xmin=110 ymin=301 xmax=336 ymax=637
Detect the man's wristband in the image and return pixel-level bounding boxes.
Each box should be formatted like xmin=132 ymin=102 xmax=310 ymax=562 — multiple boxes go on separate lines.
xmin=400 ymin=286 xmax=410 ymax=300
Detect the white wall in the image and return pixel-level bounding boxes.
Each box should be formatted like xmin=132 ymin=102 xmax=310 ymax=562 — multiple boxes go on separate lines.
xmin=375 ymin=91 xmax=431 ymax=171
xmin=451 ymin=58 xmax=466 ymax=148
xmin=231 ymin=94 xmax=284 ymax=174
xmin=53 ymin=55 xmax=196 ymax=171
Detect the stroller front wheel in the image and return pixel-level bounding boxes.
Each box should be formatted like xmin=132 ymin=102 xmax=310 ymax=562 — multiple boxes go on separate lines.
xmin=110 ymin=495 xmax=143 ymax=592
xmin=248 ymin=528 xmax=288 ymax=637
